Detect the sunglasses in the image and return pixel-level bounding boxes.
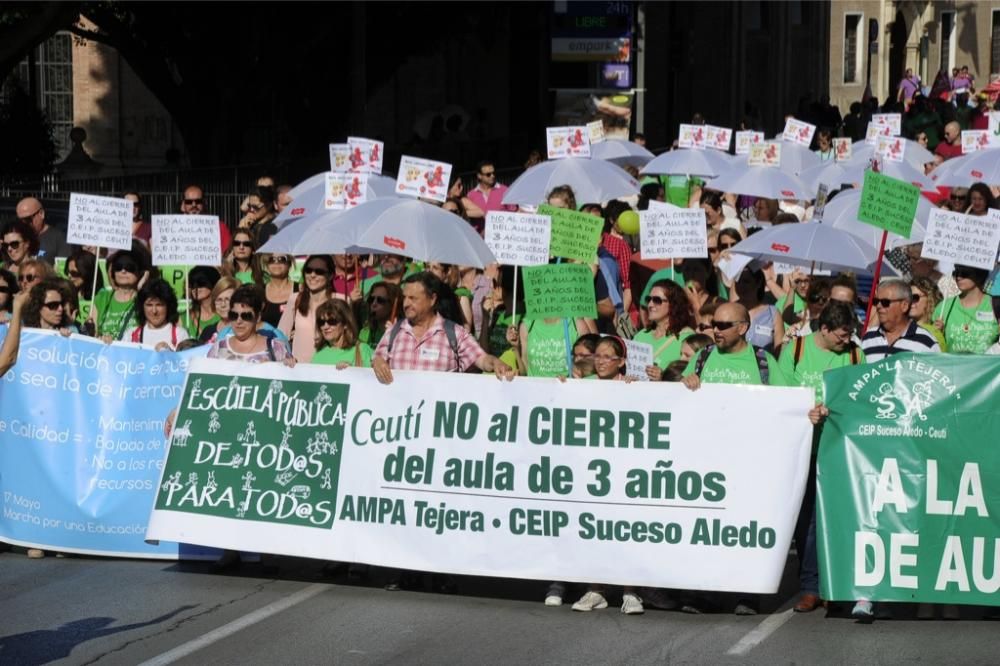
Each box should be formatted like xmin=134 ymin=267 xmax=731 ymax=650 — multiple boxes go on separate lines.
xmin=368 ymin=295 xmax=388 ymax=305
xmin=707 ymin=247 xmax=719 ymax=254
xmin=480 ymin=171 xmax=496 ymax=177
xmin=247 ymin=203 xmax=264 ymax=212
xmin=112 ymin=262 xmax=139 ymax=274
xmin=18 ymin=273 xmax=39 ymax=284
xmin=647 ymin=295 xmax=668 ymax=306
xmin=304 ymin=266 xmax=329 ymax=276
xmin=910 ymin=293 xmax=923 ymax=302
xmin=18 ymin=209 xmax=40 ymax=223
xmin=267 ymin=255 xmax=290 ymax=264
xmin=809 ymin=294 xmax=829 ymax=304
xmin=2 ymin=240 xmax=23 ymax=252
xmin=952 ymin=269 xmax=976 ymax=280
xmin=42 ymin=300 xmax=64 ymax=310
xmin=226 ymin=310 xmax=257 ymax=322
xmin=950 ymin=194 xmax=967 ymax=201
xmin=711 ymin=320 xmax=748 ymax=331
xmin=873 ymin=297 xmax=907 ymax=307
xmin=68 ymin=270 xmax=83 ymax=279
xmin=318 ymin=317 xmax=342 ymax=327
xmin=183 ymin=198 xmax=204 ymax=205
xmin=720 ymin=242 xmax=738 ymax=250
xmin=191 ymin=281 xmax=213 ymax=289
xmin=232 ymin=240 xmax=254 ymax=248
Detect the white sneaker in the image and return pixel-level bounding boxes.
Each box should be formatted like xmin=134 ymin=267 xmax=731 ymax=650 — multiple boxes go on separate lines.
xmin=572 ymin=591 xmax=608 ymax=611
xmin=851 ymin=600 xmax=874 ymax=622
xmin=621 ymin=593 xmax=645 ymax=615
xmin=544 ymin=594 xmax=563 ymax=607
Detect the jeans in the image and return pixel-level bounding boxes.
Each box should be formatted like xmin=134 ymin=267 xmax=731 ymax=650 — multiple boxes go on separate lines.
xmin=794 ymin=455 xmax=819 ymax=594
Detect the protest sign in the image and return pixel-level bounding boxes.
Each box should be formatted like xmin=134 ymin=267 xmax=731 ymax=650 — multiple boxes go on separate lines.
xmin=833 ymin=137 xmax=852 ymax=162
xmin=0 ymin=330 xmax=209 ymax=558
xmin=324 ymin=172 xmax=369 ymax=210
xmin=865 ymin=122 xmax=891 ymax=145
xmin=396 ymin=155 xmax=452 ymax=203
xmin=537 ymin=204 xmax=603 ymax=263
xmin=347 ymin=136 xmax=384 ymax=174
xmin=522 ymin=263 xmax=597 ymax=320
xmin=876 ymin=135 xmax=906 ymax=163
xmin=961 ymin=130 xmax=991 ymax=154
xmin=922 ymin=209 xmax=1000 ymax=271
xmin=484 ymin=212 xmax=551 ymax=266
xmin=329 ymin=143 xmax=351 ymax=172
xmin=857 ymin=170 xmax=919 ymax=238
xmin=546 ymin=126 xmax=591 ymax=159
xmin=782 ymin=118 xmax=816 ymax=147
xmin=640 ymin=205 xmax=707 ymax=259
xmin=150 ymin=215 xmax=222 ymax=267
xmin=872 ymin=113 xmax=902 ymax=136
xmin=623 ymin=339 xmax=653 ymax=381
xmin=735 ymin=130 xmax=763 ymax=155
xmin=748 ymin=142 xmax=781 ymax=167
xmin=705 ymin=126 xmax=732 ymax=152
xmin=717 ymin=252 xmax=754 ymax=282
xmin=587 ymin=120 xmax=605 ymax=145
xmin=148 ymin=359 xmax=813 ymax=592
xmin=818 ymin=354 xmax=1000 ymax=605
xmin=678 ymin=123 xmax=706 ymax=149
xmin=67 ymin=193 xmax=133 ymax=251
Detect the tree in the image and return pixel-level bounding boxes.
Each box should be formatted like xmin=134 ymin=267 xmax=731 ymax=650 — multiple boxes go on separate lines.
xmin=0 ymin=78 xmax=56 ymax=179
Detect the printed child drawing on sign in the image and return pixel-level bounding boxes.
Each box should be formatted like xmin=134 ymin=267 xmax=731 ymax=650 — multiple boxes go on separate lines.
xmin=870 ymin=381 xmax=932 ymax=425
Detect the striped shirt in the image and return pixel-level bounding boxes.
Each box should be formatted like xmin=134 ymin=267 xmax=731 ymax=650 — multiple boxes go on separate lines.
xmin=861 ymin=321 xmax=941 ymax=361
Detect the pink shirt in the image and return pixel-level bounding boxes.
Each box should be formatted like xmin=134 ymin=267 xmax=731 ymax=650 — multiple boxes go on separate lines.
xmin=466 ymin=184 xmax=514 ymax=214
xmin=375 ymin=314 xmax=484 ymax=373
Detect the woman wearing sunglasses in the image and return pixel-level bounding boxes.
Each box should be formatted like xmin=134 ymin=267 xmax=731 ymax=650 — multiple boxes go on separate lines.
xmin=185 ymin=266 xmax=221 ymax=339
xmin=262 ymin=254 xmax=296 ymax=328
xmin=89 ymin=249 xmax=148 ymax=341
xmin=311 ymin=299 xmax=373 ymax=368
xmin=933 ymin=264 xmax=998 ymax=353
xmin=222 ymin=230 xmax=265 ymax=286
xmin=358 ymin=281 xmax=402 ymax=349
xmin=278 ymin=255 xmax=335 ymax=363
xmin=1 ymin=219 xmax=39 ymax=277
xmin=0 ymin=268 xmax=17 ymax=324
xmin=909 ymin=276 xmax=947 ymax=351
xmin=21 ymin=278 xmax=71 ymax=333
xmin=66 ymin=249 xmax=104 ymax=326
xmin=127 ymin=278 xmax=190 ymax=351
xmin=632 ymin=280 xmax=696 ymax=380
xmin=208 ymin=285 xmax=293 ymax=363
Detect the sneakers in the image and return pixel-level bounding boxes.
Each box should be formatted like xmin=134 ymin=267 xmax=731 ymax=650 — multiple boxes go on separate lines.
xmin=544 ymin=583 xmax=565 ymax=607
xmin=851 ymin=600 xmax=874 ymax=623
xmin=572 ymin=591 xmax=608 ymax=612
xmin=640 ymin=588 xmax=677 ymax=611
xmin=26 ymin=549 xmax=44 ymax=559
xmin=621 ymin=593 xmax=645 ymax=615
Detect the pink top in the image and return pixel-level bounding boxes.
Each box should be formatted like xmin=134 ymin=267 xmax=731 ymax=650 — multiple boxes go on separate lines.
xmin=466 ymin=184 xmax=515 ymax=214
xmin=375 ymin=314 xmax=485 ymax=373
xmin=277 ymin=291 xmax=326 ymax=362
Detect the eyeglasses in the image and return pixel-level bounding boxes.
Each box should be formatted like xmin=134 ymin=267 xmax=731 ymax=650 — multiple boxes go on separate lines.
xmin=304 ymin=266 xmax=329 ymax=277
xmin=573 ymin=352 xmax=594 ymax=361
xmin=593 ymin=354 xmax=622 ymax=363
xmin=809 ymin=294 xmax=829 ymax=305
xmin=42 ymin=300 xmax=64 ymax=311
xmin=318 ymin=317 xmax=342 ymax=327
xmin=2 ymin=240 xmax=23 ymax=252
xmin=707 ymin=247 xmax=719 ymax=255
xmin=950 ymin=194 xmax=968 ymax=201
xmin=873 ymin=297 xmax=908 ymax=308
xmin=18 ymin=273 xmax=39 ymax=284
xmin=647 ymin=295 xmax=668 ymax=306
xmin=696 ymin=323 xmax=713 ymax=331
xmin=226 ymin=310 xmax=256 ymax=322
xmin=367 ymin=295 xmax=388 ymax=305
xmin=232 ymin=240 xmax=254 ymax=248
xmin=480 ymin=171 xmax=496 ymax=178
xmin=952 ymin=269 xmax=976 ymax=280
xmin=17 ymin=209 xmax=40 ymax=223
xmin=68 ymin=270 xmax=82 ymax=279
xmin=247 ymin=203 xmax=263 ymax=212
xmin=112 ymin=262 xmax=139 ymax=274
xmin=183 ymin=198 xmax=204 ymax=206
xmin=711 ymin=320 xmax=748 ymax=331
xmin=720 ymin=242 xmax=738 ymax=250
xmin=910 ymin=293 xmax=923 ymax=302
xmin=794 ymin=279 xmax=811 ymax=286
xmin=267 ymin=255 xmax=290 ymax=264
xmin=214 ymin=297 xmax=231 ymax=306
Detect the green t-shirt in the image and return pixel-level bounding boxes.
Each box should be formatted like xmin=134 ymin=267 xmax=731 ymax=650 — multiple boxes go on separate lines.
xmin=933 ymin=295 xmax=999 ymax=354
xmin=640 ymin=268 xmax=686 ymax=306
xmin=918 ymin=322 xmax=948 ymax=352
xmin=94 ymin=288 xmax=138 ymax=340
xmin=487 ymin=312 xmax=515 ymax=358
xmin=235 ymin=270 xmax=255 ymax=285
xmin=525 ymin=318 xmax=571 ymax=377
xmin=632 ymin=327 xmax=694 ymax=369
xmin=777 ymin=333 xmax=865 ymax=401
xmin=311 ymin=343 xmax=374 ymax=368
xmin=776 ymin=292 xmax=807 ymax=315
xmin=76 ymin=299 xmax=93 ymax=327
xmin=187 ymin=313 xmax=220 ymax=340
xmin=662 ymin=175 xmax=702 ymax=208
xmin=683 ymin=344 xmax=784 ymax=386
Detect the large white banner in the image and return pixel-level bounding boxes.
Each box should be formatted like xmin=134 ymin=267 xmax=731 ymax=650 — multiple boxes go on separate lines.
xmin=147 ymin=359 xmax=813 ymax=592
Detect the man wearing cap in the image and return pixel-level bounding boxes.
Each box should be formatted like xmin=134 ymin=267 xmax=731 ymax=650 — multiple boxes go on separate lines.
xmin=15 ymin=197 xmax=70 ymax=263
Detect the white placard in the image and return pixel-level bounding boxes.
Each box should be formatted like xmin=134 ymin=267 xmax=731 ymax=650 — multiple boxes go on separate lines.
xmin=717 ymin=253 xmax=755 ymax=282
xmin=748 ymin=142 xmax=781 ymax=167
xmin=833 ymin=137 xmax=852 ymax=162
xmin=735 ymin=130 xmax=764 ymax=155
xmin=586 ymin=120 xmax=605 ymax=145
xmin=705 ymin=125 xmax=733 ymax=152
xmin=865 ymin=122 xmax=891 ymax=145
xmin=67 ymin=193 xmax=134 ymax=251
xmin=640 ymin=205 xmax=707 ymax=259
xmin=484 ymin=211 xmax=551 ymax=266
xmin=961 ymin=130 xmax=991 ymax=154
xmin=329 ymin=143 xmax=351 ymax=172
xmin=872 ymin=113 xmax=902 ymax=136
xmin=678 ymin=123 xmax=707 ymax=150
xmin=989 ymin=113 xmax=1000 ymax=147
xmin=324 ymin=172 xmax=369 ymax=210
xmin=923 ymin=208 xmax=1000 ymax=271
xmin=150 ymin=215 xmax=222 ymax=266
xmin=546 ymin=126 xmax=591 ymax=159
xmin=781 ymin=118 xmax=816 ymax=147
xmin=347 ymin=136 xmax=384 ymax=174
xmin=771 ymin=262 xmax=830 ymax=277
xmin=876 ymin=136 xmax=906 ymax=163
xmin=623 ymin=339 xmax=653 ymax=381
xmin=395 ymin=155 xmax=453 ymax=203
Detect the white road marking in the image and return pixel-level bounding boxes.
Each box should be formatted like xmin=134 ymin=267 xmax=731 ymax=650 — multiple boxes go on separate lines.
xmin=725 ymin=608 xmax=795 ymax=656
xmin=137 ymin=583 xmax=329 ymax=666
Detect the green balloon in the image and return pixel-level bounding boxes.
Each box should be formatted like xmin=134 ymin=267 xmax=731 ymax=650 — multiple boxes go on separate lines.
xmin=617 ymin=209 xmax=640 ymax=235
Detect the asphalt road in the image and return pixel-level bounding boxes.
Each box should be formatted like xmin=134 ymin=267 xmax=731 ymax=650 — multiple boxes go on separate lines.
xmin=1 ymin=549 xmax=997 ymax=665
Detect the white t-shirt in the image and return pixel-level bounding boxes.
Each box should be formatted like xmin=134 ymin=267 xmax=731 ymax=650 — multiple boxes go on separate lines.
xmin=132 ymin=323 xmax=190 ymax=350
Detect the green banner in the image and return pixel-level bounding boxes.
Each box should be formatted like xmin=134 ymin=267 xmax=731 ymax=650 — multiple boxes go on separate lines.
xmin=522 ymin=263 xmax=597 ymax=320
xmin=817 ymin=353 xmax=1000 ymax=605
xmin=857 ymin=170 xmax=919 ymax=238
xmin=538 ymin=204 xmax=603 ymax=263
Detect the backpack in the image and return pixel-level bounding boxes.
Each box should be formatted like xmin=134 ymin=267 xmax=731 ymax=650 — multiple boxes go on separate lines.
xmin=693 ymin=344 xmax=772 ymax=385
xmin=386 ymin=318 xmax=462 ymax=371
xmin=792 ymin=335 xmax=861 ymax=370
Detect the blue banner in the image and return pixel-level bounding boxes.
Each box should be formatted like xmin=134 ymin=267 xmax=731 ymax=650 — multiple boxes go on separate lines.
xmin=0 ymin=330 xmax=212 ymax=558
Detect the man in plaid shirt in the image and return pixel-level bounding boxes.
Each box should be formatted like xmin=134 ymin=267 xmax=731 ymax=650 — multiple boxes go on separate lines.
xmin=372 ymin=272 xmax=515 ymax=383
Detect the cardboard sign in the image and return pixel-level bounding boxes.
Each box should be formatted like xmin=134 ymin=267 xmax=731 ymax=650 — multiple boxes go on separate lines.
xmin=833 ymin=137 xmax=852 ymax=162
xmin=735 ymin=130 xmax=764 ymax=155
xmin=546 ymin=126 xmax=591 ymax=159
xmin=922 ymin=208 xmax=1000 ymax=271
xmin=865 ymin=122 xmax=892 ymax=145
xmin=328 ymin=143 xmax=351 ymax=172
xmin=857 ymin=170 xmax=920 ymax=238
xmin=639 ymin=205 xmax=707 ymax=259
xmin=347 ymin=136 xmax=384 ymax=174
xmin=150 ymin=215 xmax=222 ymax=266
xmin=781 ymin=118 xmax=816 ymax=148
xmin=395 ymin=155 xmax=452 ymax=203
xmin=748 ymin=142 xmax=781 ymax=167
xmin=623 ymin=339 xmax=653 ymax=381
xmin=587 ymin=120 xmax=606 ymax=145
xmin=324 ymin=172 xmax=369 ymax=210
xmin=876 ymin=136 xmax=906 ymax=163
xmin=872 ymin=113 xmax=902 ymax=136
xmin=961 ymin=130 xmax=991 ymax=154
xmin=484 ymin=212 xmax=551 ymax=266
xmin=705 ymin=125 xmax=733 ymax=152
xmin=67 ymin=193 xmax=133 ymax=250
xmin=678 ymin=124 xmax=707 ymax=150
xmin=537 ymin=204 xmax=604 ymax=263
xmin=522 ymin=263 xmax=597 ymax=320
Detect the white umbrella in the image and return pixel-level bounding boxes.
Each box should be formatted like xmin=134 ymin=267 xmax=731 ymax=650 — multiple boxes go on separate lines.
xmin=706 ymin=166 xmax=812 ymax=200
xmin=590 ymin=139 xmax=656 ymax=167
xmin=732 ymin=141 xmax=821 ymax=176
xmin=277 ymin=173 xmax=399 ymax=229
xmin=799 ymin=161 xmax=856 ymax=192
xmin=822 ymin=189 xmax=929 ymax=249
xmin=730 ymin=221 xmax=896 ymax=274
xmin=640 ymin=148 xmax=733 ymax=178
xmin=837 ymin=161 xmax=936 ymax=191
xmin=503 ymin=157 xmax=639 ymax=206
xmin=846 ymin=140 xmax=934 ymax=173
xmin=930 ymin=148 xmax=1000 ymax=186
xmin=258 ymin=209 xmax=342 ymax=255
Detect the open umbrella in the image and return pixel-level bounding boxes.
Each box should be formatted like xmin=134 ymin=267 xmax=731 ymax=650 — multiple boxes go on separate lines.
xmin=837 ymin=161 xmax=936 ymax=191
xmin=590 ymin=139 xmax=655 ymax=167
xmin=822 ymin=189 xmax=929 ymax=249
xmin=276 ymin=173 xmax=399 ymax=229
xmin=640 ymin=148 xmax=733 ymax=178
xmin=729 ymin=221 xmax=896 ymax=275
xmin=503 ymin=157 xmax=639 ymax=206
xmin=706 ymin=166 xmax=812 ymax=200
xmin=798 ymin=161 xmax=855 ymax=192
xmin=930 ymin=148 xmax=1000 ymax=187
xmin=847 ymin=140 xmax=934 ymax=173
xmin=734 ymin=141 xmax=821 ymax=176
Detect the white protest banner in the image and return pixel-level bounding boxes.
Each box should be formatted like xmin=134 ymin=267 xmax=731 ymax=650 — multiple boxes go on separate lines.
xmin=990 ymin=112 xmax=1000 ymax=147
xmin=923 ymin=208 xmax=1000 ymax=271
xmin=150 ymin=215 xmax=222 ymax=266
xmin=865 ymin=122 xmax=891 ymax=145
xmin=735 ymin=130 xmax=763 ymax=155
xmin=67 ymin=193 xmax=133 ymax=251
xmin=347 ymin=136 xmax=384 ymax=174
xmin=396 ymin=155 xmax=452 ymax=203
xmin=678 ymin=123 xmax=706 ymax=149
xmin=623 ymin=339 xmax=653 ymax=381
xmin=833 ymin=137 xmax=852 ymax=162
xmin=781 ymin=118 xmax=816 ymax=147
xmin=961 ymin=130 xmax=991 ymax=154
xmin=705 ymin=126 xmax=733 ymax=152
xmin=640 ymin=204 xmax=707 ymax=259
xmin=546 ymin=126 xmax=591 ymax=159
xmin=872 ymin=113 xmax=902 ymax=136
xmin=147 ymin=360 xmax=813 ymax=593
xmin=484 ymin=212 xmax=551 ymax=266
xmin=748 ymin=142 xmax=781 ymax=167
xmin=324 ymin=172 xmax=370 ymax=210
xmin=329 ymin=143 xmax=351 ymax=172
xmin=876 ymin=135 xmax=906 ymax=163
xmin=587 ymin=120 xmax=605 ymax=145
